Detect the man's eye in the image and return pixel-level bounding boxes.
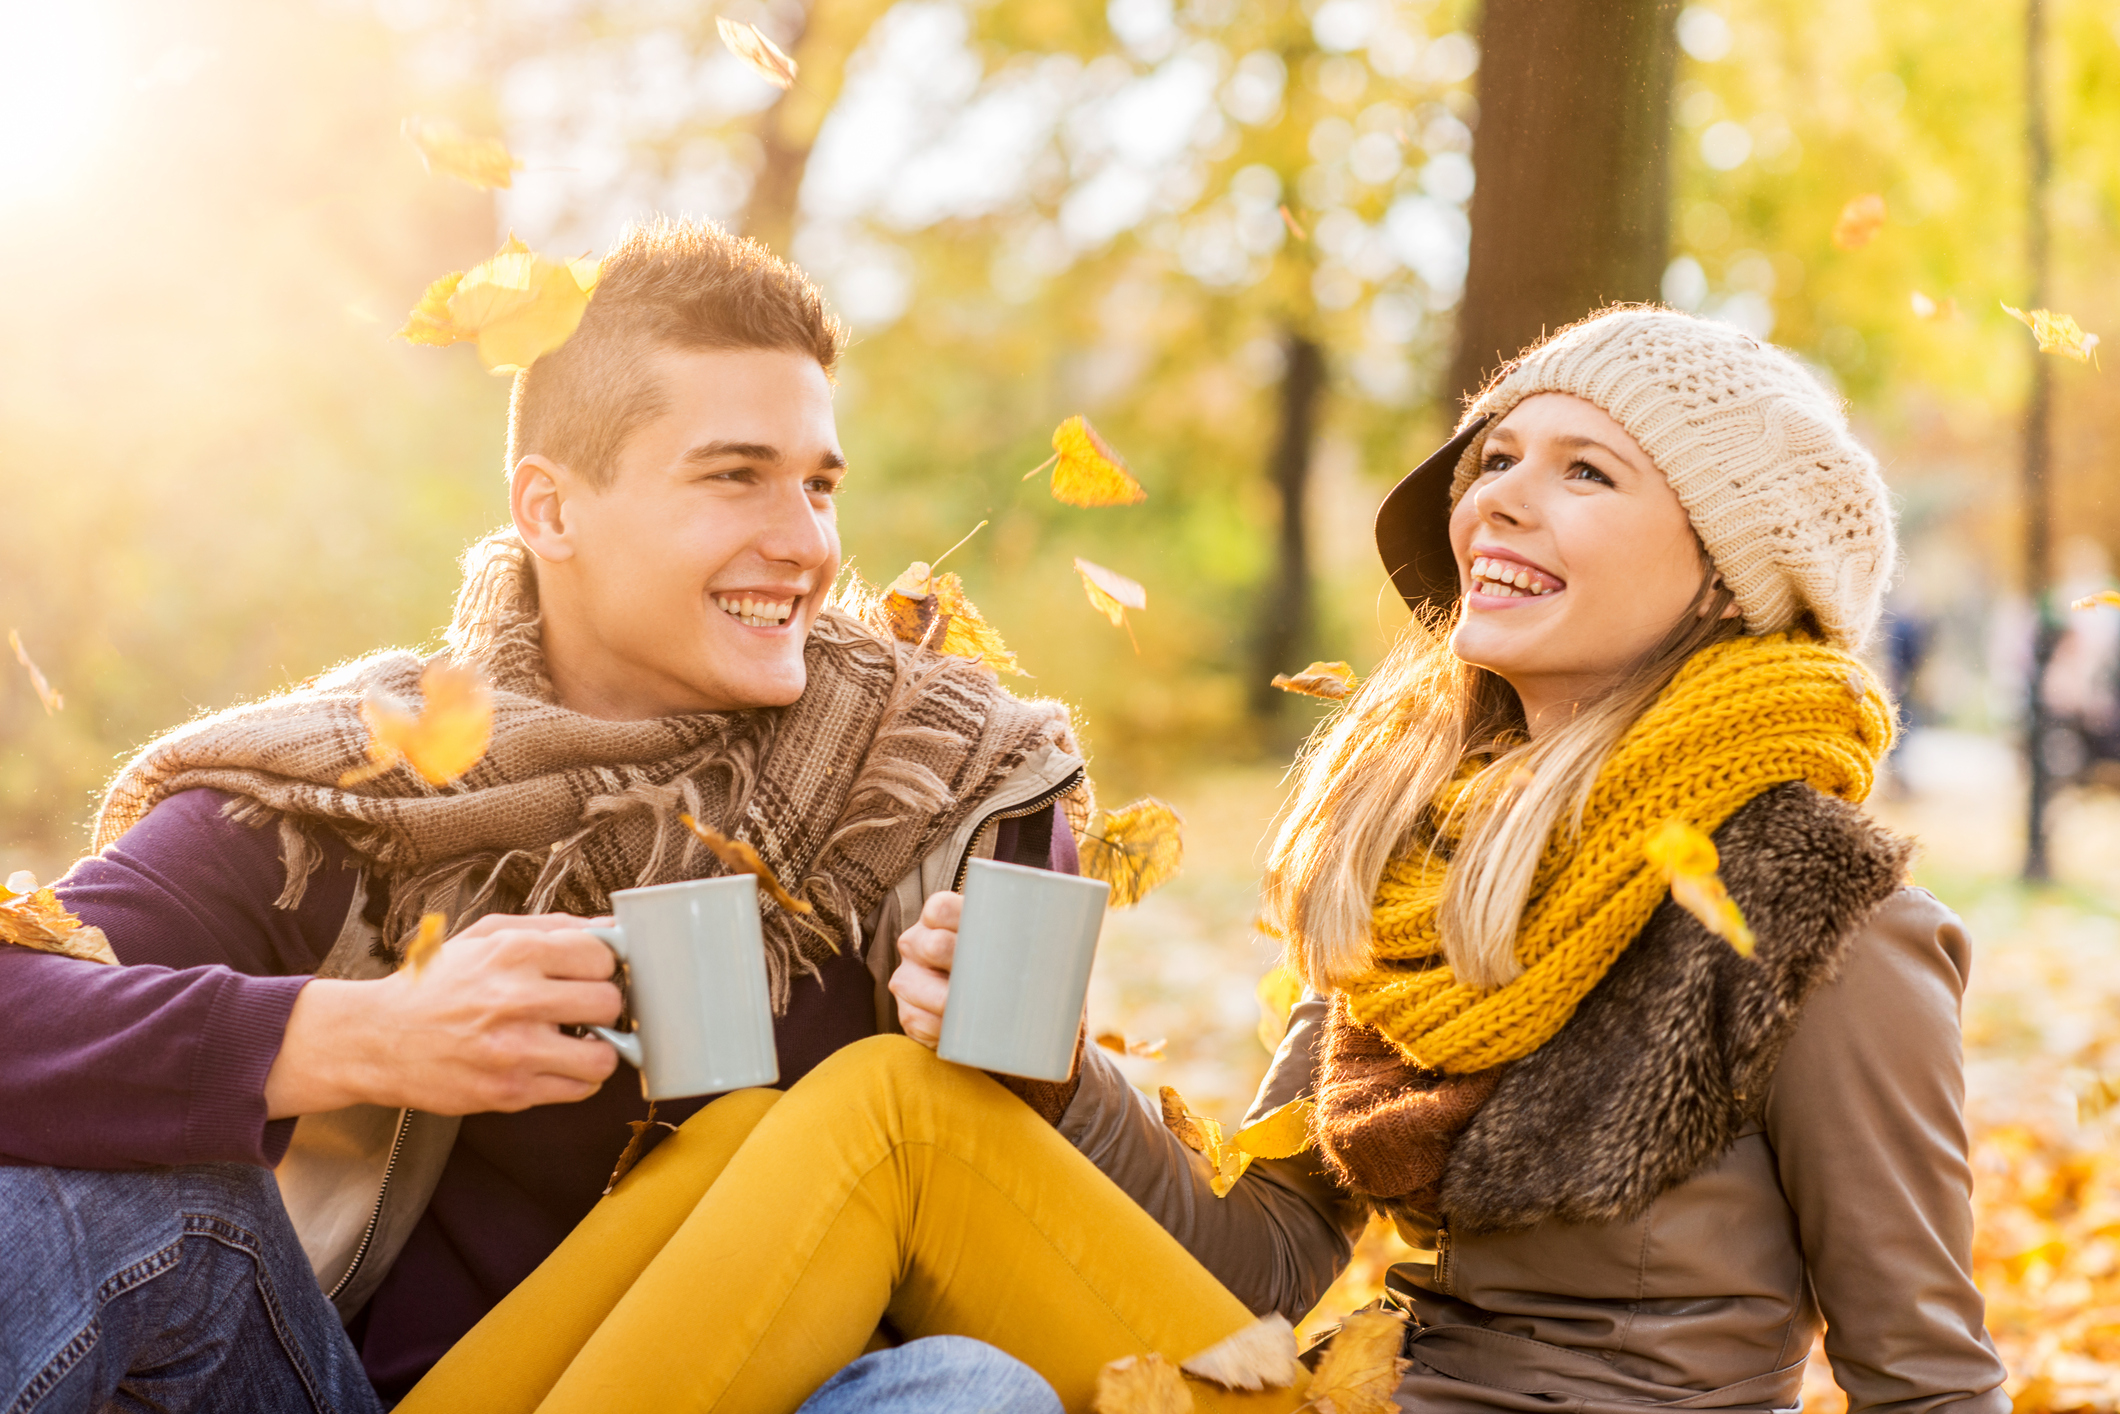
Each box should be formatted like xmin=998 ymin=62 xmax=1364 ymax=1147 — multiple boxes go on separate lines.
xmin=807 ymin=478 xmax=842 ymax=495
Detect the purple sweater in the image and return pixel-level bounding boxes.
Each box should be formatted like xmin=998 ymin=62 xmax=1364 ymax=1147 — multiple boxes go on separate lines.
xmin=5 ymin=788 xmax=1074 ymax=1398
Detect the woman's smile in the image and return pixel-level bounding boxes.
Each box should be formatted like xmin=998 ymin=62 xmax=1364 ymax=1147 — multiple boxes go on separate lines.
xmin=1466 ymin=548 xmax=1565 ymax=603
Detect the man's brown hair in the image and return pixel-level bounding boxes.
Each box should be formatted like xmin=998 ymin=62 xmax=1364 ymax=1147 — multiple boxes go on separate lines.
xmin=507 ymin=217 xmax=847 ymax=487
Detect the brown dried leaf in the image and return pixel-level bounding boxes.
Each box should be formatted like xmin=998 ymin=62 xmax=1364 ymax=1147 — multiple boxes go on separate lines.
xmin=1080 ymin=797 xmax=1183 ymax=908
xmin=1832 ymin=193 xmax=1887 ymax=250
xmin=0 ymin=874 xmax=118 ymax=965
xmin=338 ymin=660 xmax=493 ymax=788
xmin=1180 ymin=1314 xmax=1300 ymax=1391
xmin=1095 ymin=1031 xmax=1168 ymax=1060
xmin=2004 ymin=304 xmax=2101 ymax=366
xmin=678 ymin=813 xmax=815 ymax=915
xmin=1271 ymin=661 xmax=1356 ymax=700
xmin=10 ymin=630 xmax=61 ymax=714
xmin=401 ymin=117 xmax=522 ymax=190
xmin=1304 ymin=1308 xmax=1409 ymax=1414
xmin=603 ymin=1102 xmax=679 ymax=1194
xmin=1092 ymin=1352 xmax=1192 ymax=1414
xmin=400 ymin=912 xmax=447 ymax=976
xmin=716 ymin=17 xmax=798 ymax=89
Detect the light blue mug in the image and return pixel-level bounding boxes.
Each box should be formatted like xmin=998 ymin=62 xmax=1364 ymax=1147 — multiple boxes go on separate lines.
xmin=581 ymin=875 xmax=779 ymax=1101
xmin=938 ymin=858 xmax=1110 ymax=1081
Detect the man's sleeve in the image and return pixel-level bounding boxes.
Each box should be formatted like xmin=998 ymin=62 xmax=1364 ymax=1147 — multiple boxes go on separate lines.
xmin=0 ymin=788 xmax=359 ymax=1170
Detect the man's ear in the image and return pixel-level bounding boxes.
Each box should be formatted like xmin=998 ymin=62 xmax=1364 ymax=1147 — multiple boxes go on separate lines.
xmin=511 ymin=455 xmax=576 ymax=563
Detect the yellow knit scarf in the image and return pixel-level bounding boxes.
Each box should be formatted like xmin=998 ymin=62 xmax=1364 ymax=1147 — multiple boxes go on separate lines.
xmin=1342 ymin=633 xmax=1895 ymax=1074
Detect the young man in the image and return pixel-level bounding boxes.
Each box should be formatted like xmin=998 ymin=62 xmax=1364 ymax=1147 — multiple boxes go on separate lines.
xmin=1 ymin=219 xmax=1084 ymax=1411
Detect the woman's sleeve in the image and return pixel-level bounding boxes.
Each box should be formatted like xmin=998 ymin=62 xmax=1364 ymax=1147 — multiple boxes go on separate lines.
xmin=1763 ymin=888 xmax=2010 ymax=1414
xmin=1057 ymin=992 xmax=1368 ymax=1323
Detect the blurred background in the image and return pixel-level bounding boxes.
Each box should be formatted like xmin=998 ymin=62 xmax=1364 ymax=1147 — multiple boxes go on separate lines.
xmin=6 ymin=0 xmax=2120 ymax=1404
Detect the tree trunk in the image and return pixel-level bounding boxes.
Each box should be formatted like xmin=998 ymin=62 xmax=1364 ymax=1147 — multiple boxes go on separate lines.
xmin=2022 ymin=0 xmax=2057 ymax=880
xmin=1447 ymin=0 xmax=1681 ymax=405
xmin=1251 ymin=331 xmax=1326 ymax=722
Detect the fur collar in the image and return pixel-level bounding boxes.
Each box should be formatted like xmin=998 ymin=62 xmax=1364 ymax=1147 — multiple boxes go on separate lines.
xmin=1437 ymin=782 xmax=1913 ymax=1234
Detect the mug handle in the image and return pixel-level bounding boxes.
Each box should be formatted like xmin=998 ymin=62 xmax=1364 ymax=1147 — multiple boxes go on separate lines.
xmin=581 ymin=925 xmax=644 ymax=1071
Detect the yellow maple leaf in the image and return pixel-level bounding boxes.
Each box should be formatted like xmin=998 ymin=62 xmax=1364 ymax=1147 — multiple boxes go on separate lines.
xmin=1160 ymin=1087 xmax=1315 ymax=1197
xmin=716 ymin=17 xmax=798 ymax=89
xmin=338 ymin=660 xmax=494 ymax=789
xmin=1234 ymin=1096 xmax=1316 ymax=1160
xmin=1094 ymin=1030 xmax=1168 ymax=1060
xmin=400 ymin=912 xmax=448 ymax=976
xmin=2003 ymin=304 xmax=2101 ymax=366
xmin=9 ymin=629 xmax=61 ymax=714
xmin=1303 ymin=1308 xmax=1410 ymax=1414
xmin=1257 ymin=964 xmax=1302 ymax=1053
xmin=1271 ymin=661 xmax=1356 ymax=700
xmin=1092 ymin=1352 xmax=1192 ymax=1414
xmin=679 ymin=813 xmax=816 ymax=917
xmin=0 ymin=872 xmax=118 ymax=965
xmin=1025 ymin=415 xmax=1147 ymax=506
xmin=2074 ymin=591 xmax=2120 ymax=611
xmin=397 ymin=236 xmax=601 ymax=374
xmin=401 ymin=117 xmax=522 ymax=190
xmin=1080 ymin=797 xmax=1183 ymax=908
xmin=1832 ymin=193 xmax=1887 ymax=250
xmin=1074 ymin=557 xmax=1146 ymax=650
xmin=1644 ymin=819 xmax=1756 ymax=957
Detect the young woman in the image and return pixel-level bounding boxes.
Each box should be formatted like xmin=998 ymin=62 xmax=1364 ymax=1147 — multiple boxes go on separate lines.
xmin=398 ymin=307 xmax=2008 ymax=1414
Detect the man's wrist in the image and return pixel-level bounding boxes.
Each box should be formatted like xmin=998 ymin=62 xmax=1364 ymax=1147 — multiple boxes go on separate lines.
xmin=263 ymin=978 xmax=380 ymax=1118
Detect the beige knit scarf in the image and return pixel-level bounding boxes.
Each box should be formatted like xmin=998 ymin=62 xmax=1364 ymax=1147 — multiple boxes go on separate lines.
xmin=92 ymin=530 xmax=1081 ymax=1007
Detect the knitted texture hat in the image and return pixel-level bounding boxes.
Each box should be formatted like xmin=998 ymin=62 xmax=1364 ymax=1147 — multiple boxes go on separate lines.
xmin=1449 ymin=306 xmax=1896 ymax=651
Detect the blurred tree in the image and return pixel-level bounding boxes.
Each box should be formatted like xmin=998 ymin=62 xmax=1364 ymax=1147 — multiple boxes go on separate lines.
xmin=1448 ymin=0 xmax=1681 ymax=403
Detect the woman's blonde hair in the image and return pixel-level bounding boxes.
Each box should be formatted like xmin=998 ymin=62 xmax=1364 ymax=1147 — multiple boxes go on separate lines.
xmin=1261 ymin=561 xmax=1741 ymax=991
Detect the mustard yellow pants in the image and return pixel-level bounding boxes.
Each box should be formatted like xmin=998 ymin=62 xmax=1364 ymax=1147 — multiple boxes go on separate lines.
xmin=398 ymin=1035 xmax=1309 ymax=1414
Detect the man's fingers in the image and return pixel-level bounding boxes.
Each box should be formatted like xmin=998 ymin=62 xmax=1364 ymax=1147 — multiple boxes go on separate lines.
xmin=898 ymin=923 xmax=956 ymax=972
xmin=452 ymin=912 xmax=604 ymax=941
xmin=899 ymin=1007 xmax=942 ymax=1049
xmin=516 ymin=978 xmax=625 ymax=1027
xmin=918 ymin=891 xmax=963 ymax=930
xmin=889 ymin=959 xmax=950 ymax=1018
xmin=509 ymin=931 xmax=621 ymax=981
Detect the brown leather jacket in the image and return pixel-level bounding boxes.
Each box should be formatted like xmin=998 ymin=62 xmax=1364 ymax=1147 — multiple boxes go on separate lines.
xmin=1058 ymin=885 xmax=2008 ymax=1414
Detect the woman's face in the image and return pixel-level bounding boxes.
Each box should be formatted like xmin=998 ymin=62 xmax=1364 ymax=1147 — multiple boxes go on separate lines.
xmin=1447 ymin=393 xmax=1714 ymax=731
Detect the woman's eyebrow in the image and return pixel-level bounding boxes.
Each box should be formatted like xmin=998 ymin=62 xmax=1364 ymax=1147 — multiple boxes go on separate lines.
xmin=1550 ymin=433 xmax=1643 ymax=469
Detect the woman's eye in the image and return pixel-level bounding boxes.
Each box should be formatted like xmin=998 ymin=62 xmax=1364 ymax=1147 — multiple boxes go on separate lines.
xmin=1481 ymin=455 xmax=1515 ymax=475
xmin=1567 ymin=461 xmax=1614 ymax=487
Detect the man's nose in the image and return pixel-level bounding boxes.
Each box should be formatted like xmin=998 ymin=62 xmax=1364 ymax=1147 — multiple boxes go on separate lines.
xmin=757 ymin=480 xmax=834 ymax=567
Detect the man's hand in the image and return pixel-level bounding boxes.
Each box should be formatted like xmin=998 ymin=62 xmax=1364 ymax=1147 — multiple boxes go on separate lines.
xmin=889 ymin=891 xmax=961 ymax=1048
xmin=265 ymin=913 xmax=625 ymax=1118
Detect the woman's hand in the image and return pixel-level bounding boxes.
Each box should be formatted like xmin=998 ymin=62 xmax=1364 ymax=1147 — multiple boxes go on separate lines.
xmin=889 ymin=891 xmax=961 ymax=1048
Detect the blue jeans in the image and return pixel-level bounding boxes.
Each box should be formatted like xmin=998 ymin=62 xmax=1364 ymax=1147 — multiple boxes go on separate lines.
xmin=1 ymin=1163 xmax=1059 ymax=1414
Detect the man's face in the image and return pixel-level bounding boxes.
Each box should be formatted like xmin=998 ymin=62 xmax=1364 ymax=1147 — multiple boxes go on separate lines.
xmin=515 ymin=345 xmax=845 ymax=718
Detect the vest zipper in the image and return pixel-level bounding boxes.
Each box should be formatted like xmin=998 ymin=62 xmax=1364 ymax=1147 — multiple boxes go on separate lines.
xmin=1433 ymin=1222 xmax=1453 ymax=1294
xmin=949 ymin=768 xmax=1086 ymax=891
xmin=327 ymin=1106 xmax=414 ymax=1302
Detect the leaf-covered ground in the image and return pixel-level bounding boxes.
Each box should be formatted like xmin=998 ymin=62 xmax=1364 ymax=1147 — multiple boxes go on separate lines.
xmin=1087 ymin=731 xmax=2120 ymax=1409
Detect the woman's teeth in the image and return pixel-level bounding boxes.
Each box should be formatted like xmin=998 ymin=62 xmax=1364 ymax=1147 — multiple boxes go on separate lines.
xmin=1470 ymin=556 xmax=1560 ymax=598
xmin=714 ymin=595 xmax=795 ymax=628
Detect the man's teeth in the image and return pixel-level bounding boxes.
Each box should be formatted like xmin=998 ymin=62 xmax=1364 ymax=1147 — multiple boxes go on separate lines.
xmin=714 ymin=595 xmax=795 ymax=627
xmin=1470 ymin=556 xmax=1560 ymax=598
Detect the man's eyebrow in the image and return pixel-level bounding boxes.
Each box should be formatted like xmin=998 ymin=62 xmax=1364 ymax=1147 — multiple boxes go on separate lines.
xmin=682 ymin=440 xmax=783 ymax=464
xmin=819 ymin=450 xmax=848 ymax=472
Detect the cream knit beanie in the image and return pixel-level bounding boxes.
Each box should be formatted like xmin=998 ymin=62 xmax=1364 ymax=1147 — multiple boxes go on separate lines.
xmin=1449 ymin=306 xmax=1896 ymax=651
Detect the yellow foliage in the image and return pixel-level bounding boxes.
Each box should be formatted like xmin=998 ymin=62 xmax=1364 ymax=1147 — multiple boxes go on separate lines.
xmin=1095 ymin=1031 xmax=1167 ymax=1059
xmin=339 ymin=660 xmax=494 ymax=788
xmin=399 ymin=912 xmax=447 ymax=975
xmin=398 ymin=236 xmax=601 ymax=374
xmin=1302 ymin=1308 xmax=1410 ymax=1414
xmin=1644 ymin=819 xmax=1757 ymax=957
xmin=1031 ymin=415 xmax=1147 ymax=507
xmin=1092 ymin=1352 xmax=1191 ymax=1414
xmin=879 ymin=561 xmax=1024 ymax=675
xmin=0 ymin=871 xmax=117 ymax=965
xmin=1272 ymin=661 xmax=1356 ymax=700
xmin=1160 ymin=1086 xmax=1315 ymax=1197
xmin=679 ymin=813 xmax=816 ymax=917
xmin=1832 ymin=193 xmax=1887 ymax=250
xmin=2004 ymin=304 xmax=2101 ymax=366
xmin=400 ymin=117 xmax=522 ymax=190
xmin=1080 ymin=797 xmax=1183 ymax=908
xmin=717 ymin=17 xmax=799 ymax=89
xmin=9 ymin=629 xmax=61 ymax=714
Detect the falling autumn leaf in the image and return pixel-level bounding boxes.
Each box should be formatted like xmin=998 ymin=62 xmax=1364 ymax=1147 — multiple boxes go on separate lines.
xmin=1302 ymin=1308 xmax=1410 ymax=1414
xmin=2003 ymin=304 xmax=2101 ymax=367
xmin=1095 ymin=1031 xmax=1168 ymax=1060
xmin=1160 ymin=1086 xmax=1315 ymax=1197
xmin=9 ymin=630 xmax=61 ymax=714
xmin=1271 ymin=661 xmax=1356 ymax=701
xmin=1024 ymin=416 xmax=1147 ymax=507
xmin=339 ymin=660 xmax=494 ymax=789
xmin=717 ymin=17 xmax=798 ymax=89
xmin=1092 ymin=1352 xmax=1191 ymax=1414
xmin=1832 ymin=193 xmax=1887 ymax=250
xmin=1080 ymin=797 xmax=1183 ymax=908
xmin=398 ymin=235 xmax=602 ymax=374
xmin=880 ymin=562 xmax=1025 ymax=675
xmin=400 ymin=912 xmax=448 ymax=976
xmin=1234 ymin=1096 xmax=1317 ymax=1160
xmin=401 ymin=116 xmax=522 ymax=190
xmin=2073 ymin=591 xmax=2120 ymax=611
xmin=603 ymin=1103 xmax=678 ymax=1193
xmin=1644 ymin=818 xmax=1756 ymax=957
xmin=1075 ymin=557 xmax=1147 ymax=650
xmin=0 ymin=872 xmax=118 ymax=965
xmin=679 ymin=813 xmax=816 ymax=916
xmin=1910 ymin=291 xmax=1957 ymax=321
